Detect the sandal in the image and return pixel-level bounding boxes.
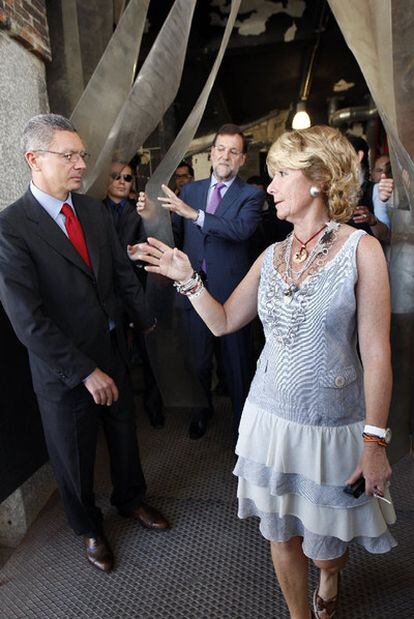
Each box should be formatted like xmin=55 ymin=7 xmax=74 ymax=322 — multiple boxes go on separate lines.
xmin=312 ymin=572 xmax=340 ymax=618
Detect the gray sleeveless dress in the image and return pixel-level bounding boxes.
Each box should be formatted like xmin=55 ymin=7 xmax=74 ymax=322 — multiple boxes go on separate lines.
xmin=234 ymin=230 xmax=396 ymax=560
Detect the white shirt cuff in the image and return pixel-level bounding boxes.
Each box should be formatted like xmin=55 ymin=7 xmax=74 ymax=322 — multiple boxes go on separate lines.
xmin=194 ymin=209 xmax=205 ymax=227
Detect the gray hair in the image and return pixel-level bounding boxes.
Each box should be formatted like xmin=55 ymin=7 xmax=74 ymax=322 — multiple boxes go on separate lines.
xmin=22 ymin=113 xmax=77 ymax=153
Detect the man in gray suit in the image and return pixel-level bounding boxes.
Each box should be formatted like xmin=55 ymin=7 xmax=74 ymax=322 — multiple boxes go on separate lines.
xmin=0 ymin=114 xmax=169 ymax=573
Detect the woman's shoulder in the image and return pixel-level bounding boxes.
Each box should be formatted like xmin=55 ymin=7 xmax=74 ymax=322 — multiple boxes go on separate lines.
xmin=336 ymin=223 xmax=383 ymax=254
xmin=336 ymin=222 xmax=363 ymax=240
xmin=335 ymin=223 xmax=373 ymax=253
xmin=334 ymin=223 xmax=387 ymax=278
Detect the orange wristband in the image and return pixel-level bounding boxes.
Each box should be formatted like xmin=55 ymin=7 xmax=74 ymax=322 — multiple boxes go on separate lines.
xmin=362 ymin=433 xmax=388 ymax=447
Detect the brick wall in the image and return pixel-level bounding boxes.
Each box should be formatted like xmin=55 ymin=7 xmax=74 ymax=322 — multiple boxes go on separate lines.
xmin=0 ymin=0 xmax=51 ymax=62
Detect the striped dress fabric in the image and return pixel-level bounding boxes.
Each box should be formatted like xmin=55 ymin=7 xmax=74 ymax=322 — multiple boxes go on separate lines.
xmin=234 ymin=229 xmax=397 ymax=560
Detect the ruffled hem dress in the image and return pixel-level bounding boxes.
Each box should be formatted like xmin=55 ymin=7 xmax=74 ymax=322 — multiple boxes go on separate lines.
xmin=234 ymin=230 xmax=397 ymax=560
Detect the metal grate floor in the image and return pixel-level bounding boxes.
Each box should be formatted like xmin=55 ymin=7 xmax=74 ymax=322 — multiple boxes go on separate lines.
xmin=0 ymin=394 xmax=413 ymax=618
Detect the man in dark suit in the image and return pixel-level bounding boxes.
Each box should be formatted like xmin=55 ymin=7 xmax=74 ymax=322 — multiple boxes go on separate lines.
xmin=0 ymin=114 xmax=169 ymax=573
xmin=104 ymin=161 xmax=164 ymax=429
xmin=154 ymin=124 xmax=264 ymax=439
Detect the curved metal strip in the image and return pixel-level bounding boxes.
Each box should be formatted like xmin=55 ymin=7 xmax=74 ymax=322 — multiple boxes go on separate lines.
xmin=85 ymin=0 xmax=197 ymax=198
xmin=328 ymin=0 xmax=414 ymax=460
xmin=328 ymin=0 xmax=414 ymax=214
xmin=143 ymin=0 xmax=241 ymax=407
xmin=328 ymin=0 xmax=397 ymax=126
xmin=145 ymin=0 xmax=242 ymax=238
xmin=71 ymin=0 xmax=149 ymax=178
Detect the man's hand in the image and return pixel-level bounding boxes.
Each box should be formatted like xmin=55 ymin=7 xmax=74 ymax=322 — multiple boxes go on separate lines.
xmin=157 ymin=184 xmax=199 ymax=220
xmin=136 ymin=191 xmax=156 ymax=220
xmin=353 ymin=205 xmax=377 ymax=226
xmin=378 ymin=173 xmax=393 ymax=202
xmin=127 ymin=243 xmax=141 ymax=261
xmin=84 ymin=368 xmax=119 ymax=406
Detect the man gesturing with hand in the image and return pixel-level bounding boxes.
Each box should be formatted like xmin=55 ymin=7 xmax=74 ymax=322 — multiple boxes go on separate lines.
xmin=131 ymin=124 xmax=264 ymax=440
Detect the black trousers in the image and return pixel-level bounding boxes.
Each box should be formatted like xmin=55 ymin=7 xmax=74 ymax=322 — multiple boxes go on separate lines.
xmin=183 ymin=307 xmax=254 ymax=430
xmin=37 ymin=335 xmax=146 ymax=536
xmin=133 ymin=328 xmax=163 ymax=415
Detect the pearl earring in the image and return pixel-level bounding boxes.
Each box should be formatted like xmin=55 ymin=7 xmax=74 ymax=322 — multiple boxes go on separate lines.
xmin=309 ymin=186 xmax=320 ymax=198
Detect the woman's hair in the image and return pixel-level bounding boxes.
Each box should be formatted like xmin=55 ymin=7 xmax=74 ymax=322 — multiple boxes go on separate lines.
xmin=266 ymin=125 xmax=361 ymax=222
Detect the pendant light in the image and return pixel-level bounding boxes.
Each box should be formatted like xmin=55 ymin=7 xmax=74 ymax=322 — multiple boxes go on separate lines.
xmin=292 ymin=101 xmax=311 ymax=129
xmin=291 ymin=1 xmax=328 ymax=130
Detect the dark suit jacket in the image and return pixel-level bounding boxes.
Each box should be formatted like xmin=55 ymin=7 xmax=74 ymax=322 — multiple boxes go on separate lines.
xmin=103 ymin=198 xmax=149 ymax=293
xmin=173 ymin=176 xmax=263 ymax=307
xmin=103 ymin=198 xmax=147 ymax=249
xmin=0 ymin=190 xmax=151 ymax=401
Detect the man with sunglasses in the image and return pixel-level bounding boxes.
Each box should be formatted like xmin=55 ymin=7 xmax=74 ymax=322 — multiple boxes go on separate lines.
xmin=0 ymin=114 xmax=169 ymax=574
xmin=104 ymin=161 xmax=165 ymax=429
xmin=105 ymin=163 xmax=136 ymax=232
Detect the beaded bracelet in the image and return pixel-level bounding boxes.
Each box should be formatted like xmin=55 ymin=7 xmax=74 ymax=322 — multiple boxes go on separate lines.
xmin=173 ymin=271 xmax=205 ymax=298
xmin=173 ymin=271 xmax=197 ymax=294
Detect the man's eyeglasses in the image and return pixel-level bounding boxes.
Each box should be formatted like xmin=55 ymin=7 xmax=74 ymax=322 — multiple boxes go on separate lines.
xmin=110 ymin=172 xmax=133 ymax=182
xmin=35 ymin=150 xmax=91 ymax=163
xmin=174 ymin=173 xmax=191 ymax=179
xmin=213 ymin=145 xmax=243 ymax=157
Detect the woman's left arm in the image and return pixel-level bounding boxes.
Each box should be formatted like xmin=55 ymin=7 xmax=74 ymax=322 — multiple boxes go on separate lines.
xmin=347 ymin=234 xmax=392 ymax=495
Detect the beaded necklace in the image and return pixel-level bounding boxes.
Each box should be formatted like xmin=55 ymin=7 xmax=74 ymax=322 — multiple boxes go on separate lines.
xmin=282 ymin=220 xmax=340 ymax=304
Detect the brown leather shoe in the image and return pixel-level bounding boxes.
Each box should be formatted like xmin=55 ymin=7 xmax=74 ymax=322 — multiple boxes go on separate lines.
xmin=128 ymin=503 xmax=170 ymax=530
xmin=84 ymin=536 xmax=113 ymax=572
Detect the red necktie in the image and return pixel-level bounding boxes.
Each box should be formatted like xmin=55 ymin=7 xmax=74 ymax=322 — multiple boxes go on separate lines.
xmin=60 ymin=203 xmax=91 ymax=268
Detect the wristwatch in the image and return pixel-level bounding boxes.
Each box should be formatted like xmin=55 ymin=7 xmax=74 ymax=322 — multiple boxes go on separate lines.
xmin=363 ymin=424 xmax=392 ymax=445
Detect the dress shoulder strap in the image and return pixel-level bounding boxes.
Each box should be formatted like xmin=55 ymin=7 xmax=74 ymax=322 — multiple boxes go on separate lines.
xmin=345 ymin=228 xmax=367 ymax=270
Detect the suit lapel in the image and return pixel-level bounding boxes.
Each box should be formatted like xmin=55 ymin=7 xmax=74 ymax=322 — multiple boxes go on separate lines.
xmin=24 ymin=191 xmax=94 ymax=279
xmin=199 ymin=179 xmax=211 ymax=212
xmin=74 ymin=196 xmax=100 ymax=277
xmin=214 ymin=176 xmax=244 ymax=217
xmin=118 ymin=201 xmax=135 ymax=238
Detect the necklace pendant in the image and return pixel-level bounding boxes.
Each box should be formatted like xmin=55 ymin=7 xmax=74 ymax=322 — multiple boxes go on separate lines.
xmin=283 ymin=287 xmax=294 ymax=304
xmin=293 ymin=246 xmax=308 ymax=264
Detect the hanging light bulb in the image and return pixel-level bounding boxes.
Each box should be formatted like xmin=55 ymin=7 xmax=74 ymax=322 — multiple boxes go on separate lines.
xmin=292 ymin=101 xmax=311 ymax=130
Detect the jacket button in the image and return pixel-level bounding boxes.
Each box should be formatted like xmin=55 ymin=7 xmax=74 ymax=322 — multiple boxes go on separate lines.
xmin=335 ymin=376 xmax=345 ymax=388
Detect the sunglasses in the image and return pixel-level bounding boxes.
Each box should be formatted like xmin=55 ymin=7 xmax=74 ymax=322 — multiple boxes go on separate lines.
xmin=110 ymin=172 xmax=133 ymax=182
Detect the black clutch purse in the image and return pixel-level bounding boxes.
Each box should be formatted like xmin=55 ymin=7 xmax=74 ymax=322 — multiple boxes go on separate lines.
xmin=343 ymin=476 xmax=365 ymax=498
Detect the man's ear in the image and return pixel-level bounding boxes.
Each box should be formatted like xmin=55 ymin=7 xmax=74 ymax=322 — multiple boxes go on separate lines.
xmin=25 ymin=151 xmax=41 ymax=172
xmin=357 ymin=149 xmax=364 ymax=164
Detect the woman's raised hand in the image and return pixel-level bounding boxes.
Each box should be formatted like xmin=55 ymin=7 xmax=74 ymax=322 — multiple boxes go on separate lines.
xmin=135 ymin=237 xmax=193 ymax=282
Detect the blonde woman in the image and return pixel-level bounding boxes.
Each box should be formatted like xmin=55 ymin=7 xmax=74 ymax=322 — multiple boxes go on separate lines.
xmin=133 ymin=126 xmax=396 ymax=618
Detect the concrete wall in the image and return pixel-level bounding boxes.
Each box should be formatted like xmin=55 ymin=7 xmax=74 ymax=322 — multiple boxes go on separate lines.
xmin=0 ymin=32 xmax=49 ymax=210
xmin=0 ymin=13 xmax=55 ymax=549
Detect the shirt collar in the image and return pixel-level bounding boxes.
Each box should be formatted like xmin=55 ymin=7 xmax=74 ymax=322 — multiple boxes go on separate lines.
xmin=107 ymin=197 xmax=129 ymax=210
xmin=30 ymin=181 xmax=74 ymax=221
xmin=209 ymin=174 xmax=236 ymax=190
